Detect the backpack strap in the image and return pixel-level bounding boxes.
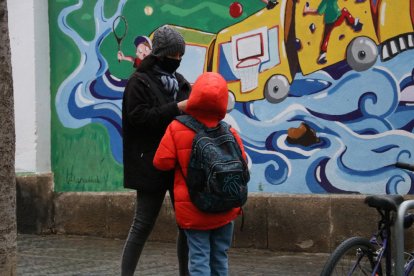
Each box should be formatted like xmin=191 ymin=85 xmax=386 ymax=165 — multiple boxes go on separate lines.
xmin=176 ymin=115 xmax=231 ymax=133
xmin=175 ymin=115 xmax=205 ymax=132
xmin=175 ymin=115 xmax=203 ymax=183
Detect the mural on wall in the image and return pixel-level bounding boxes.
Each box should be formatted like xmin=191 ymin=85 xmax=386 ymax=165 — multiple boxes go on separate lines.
xmin=50 ymin=0 xmax=414 ymax=193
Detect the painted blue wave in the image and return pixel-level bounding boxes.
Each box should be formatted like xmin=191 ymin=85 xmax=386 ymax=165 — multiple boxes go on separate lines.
xmin=56 ymin=0 xmax=126 ymax=163
xmin=226 ymin=50 xmax=414 ymax=194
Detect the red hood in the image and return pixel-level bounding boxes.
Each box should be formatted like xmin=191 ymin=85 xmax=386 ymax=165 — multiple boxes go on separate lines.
xmin=185 ymin=72 xmax=228 ymax=128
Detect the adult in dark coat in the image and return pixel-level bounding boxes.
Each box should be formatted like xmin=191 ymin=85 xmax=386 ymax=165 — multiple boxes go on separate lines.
xmin=121 ymin=25 xmax=191 ymax=276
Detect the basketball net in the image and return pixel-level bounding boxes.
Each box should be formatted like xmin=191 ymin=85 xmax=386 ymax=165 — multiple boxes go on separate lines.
xmin=234 ymin=58 xmax=260 ymax=93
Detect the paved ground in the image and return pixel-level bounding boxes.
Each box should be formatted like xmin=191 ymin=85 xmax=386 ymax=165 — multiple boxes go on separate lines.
xmin=17 ymin=234 xmax=330 ymax=275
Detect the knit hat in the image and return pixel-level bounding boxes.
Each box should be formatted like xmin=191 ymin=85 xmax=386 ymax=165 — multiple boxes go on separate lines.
xmin=151 ymin=25 xmax=185 ymax=57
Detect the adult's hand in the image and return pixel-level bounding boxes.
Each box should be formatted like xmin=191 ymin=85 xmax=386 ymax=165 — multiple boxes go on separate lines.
xmin=177 ymin=100 xmax=188 ymax=112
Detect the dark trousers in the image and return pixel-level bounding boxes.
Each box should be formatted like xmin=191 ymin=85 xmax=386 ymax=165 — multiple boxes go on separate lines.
xmin=121 ymin=190 xmax=189 ymax=276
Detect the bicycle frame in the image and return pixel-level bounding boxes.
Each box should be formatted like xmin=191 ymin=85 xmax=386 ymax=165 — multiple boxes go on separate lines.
xmin=321 ymin=179 xmax=413 ymax=276
xmin=370 ymin=236 xmax=386 ymax=274
xmin=345 ymin=229 xmax=390 ymax=276
xmin=375 ymin=199 xmax=414 ymax=276
xmin=370 ymin=209 xmax=393 ymax=276
xmin=347 ymin=238 xmax=385 ymax=275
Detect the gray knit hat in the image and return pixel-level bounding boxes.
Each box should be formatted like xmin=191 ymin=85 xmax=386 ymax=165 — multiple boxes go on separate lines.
xmin=151 ymin=25 xmax=185 ymax=57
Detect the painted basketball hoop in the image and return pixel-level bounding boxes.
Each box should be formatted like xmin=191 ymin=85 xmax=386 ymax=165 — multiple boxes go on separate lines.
xmin=234 ymin=57 xmax=261 ymax=93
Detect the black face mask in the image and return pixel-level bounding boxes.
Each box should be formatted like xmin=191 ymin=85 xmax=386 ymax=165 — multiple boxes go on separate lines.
xmin=158 ymin=57 xmax=181 ymax=74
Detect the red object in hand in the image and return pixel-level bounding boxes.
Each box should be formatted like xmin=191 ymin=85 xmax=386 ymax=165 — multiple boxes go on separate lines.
xmin=229 ymin=2 xmax=243 ymax=18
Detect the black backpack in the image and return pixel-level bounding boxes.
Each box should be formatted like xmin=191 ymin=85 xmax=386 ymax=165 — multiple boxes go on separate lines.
xmin=176 ymin=115 xmax=249 ymax=213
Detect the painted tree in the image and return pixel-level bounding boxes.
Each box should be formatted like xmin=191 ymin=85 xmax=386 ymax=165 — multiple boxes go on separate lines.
xmin=0 ymin=0 xmax=17 ymax=274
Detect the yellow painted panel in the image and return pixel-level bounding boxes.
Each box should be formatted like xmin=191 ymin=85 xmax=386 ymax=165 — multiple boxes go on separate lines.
xmin=377 ymin=0 xmax=414 ymax=42
xmin=295 ymin=0 xmax=378 ymax=75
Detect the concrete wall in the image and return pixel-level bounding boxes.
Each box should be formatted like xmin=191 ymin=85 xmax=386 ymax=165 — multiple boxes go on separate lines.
xmin=16 ymin=174 xmax=414 ymax=253
xmin=7 ymin=0 xmax=50 ymax=173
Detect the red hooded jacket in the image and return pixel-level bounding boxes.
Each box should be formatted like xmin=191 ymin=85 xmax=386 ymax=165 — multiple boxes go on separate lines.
xmin=153 ymin=72 xmax=247 ymax=230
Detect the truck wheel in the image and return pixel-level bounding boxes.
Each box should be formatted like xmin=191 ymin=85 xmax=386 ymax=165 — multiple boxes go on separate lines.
xmin=227 ymin=91 xmax=235 ymax=112
xmin=346 ymin=36 xmax=378 ymax=72
xmin=264 ymin=75 xmax=290 ymax=103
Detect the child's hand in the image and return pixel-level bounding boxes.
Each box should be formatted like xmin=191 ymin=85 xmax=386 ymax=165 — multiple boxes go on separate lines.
xmin=177 ymin=100 xmax=188 ymax=113
xmin=117 ymin=51 xmax=125 ymax=61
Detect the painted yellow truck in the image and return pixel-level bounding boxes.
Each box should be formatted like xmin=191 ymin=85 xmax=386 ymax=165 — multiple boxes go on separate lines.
xmin=159 ymin=0 xmax=414 ymax=108
xmin=169 ymin=1 xmax=294 ymax=108
xmin=209 ymin=1 xmax=293 ymax=104
xmin=375 ymin=0 xmax=414 ymax=61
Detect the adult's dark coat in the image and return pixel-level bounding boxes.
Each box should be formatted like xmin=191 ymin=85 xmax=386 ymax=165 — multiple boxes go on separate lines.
xmin=122 ymin=60 xmax=191 ymax=192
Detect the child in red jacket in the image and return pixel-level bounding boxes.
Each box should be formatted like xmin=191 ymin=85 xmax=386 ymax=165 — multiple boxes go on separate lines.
xmin=153 ymin=72 xmax=248 ymax=275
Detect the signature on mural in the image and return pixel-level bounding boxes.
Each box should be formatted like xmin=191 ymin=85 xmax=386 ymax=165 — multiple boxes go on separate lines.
xmin=53 ymin=0 xmax=414 ymax=194
xmin=65 ymin=163 xmax=110 ymax=185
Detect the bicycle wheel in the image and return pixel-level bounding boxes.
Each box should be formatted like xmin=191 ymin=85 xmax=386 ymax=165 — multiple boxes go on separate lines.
xmin=320 ymin=237 xmax=378 ymax=276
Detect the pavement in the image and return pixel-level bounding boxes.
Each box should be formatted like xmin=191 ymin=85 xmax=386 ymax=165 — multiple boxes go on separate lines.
xmin=17 ymin=234 xmax=330 ymax=275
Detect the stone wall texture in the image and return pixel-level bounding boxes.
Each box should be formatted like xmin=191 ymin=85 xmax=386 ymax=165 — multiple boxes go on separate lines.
xmin=16 ymin=174 xmax=414 ymax=253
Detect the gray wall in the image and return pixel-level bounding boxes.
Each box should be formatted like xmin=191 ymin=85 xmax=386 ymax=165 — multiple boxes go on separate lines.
xmin=17 ymin=174 xmax=414 ymax=253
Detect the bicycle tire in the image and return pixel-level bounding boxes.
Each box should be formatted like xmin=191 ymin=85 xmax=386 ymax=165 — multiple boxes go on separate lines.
xmin=320 ymin=237 xmax=378 ymax=276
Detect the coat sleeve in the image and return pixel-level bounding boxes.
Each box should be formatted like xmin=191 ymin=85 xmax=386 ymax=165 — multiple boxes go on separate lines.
xmin=123 ymin=76 xmax=181 ymax=132
xmin=230 ymin=128 xmax=248 ymax=162
xmin=153 ymin=124 xmax=178 ymax=171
